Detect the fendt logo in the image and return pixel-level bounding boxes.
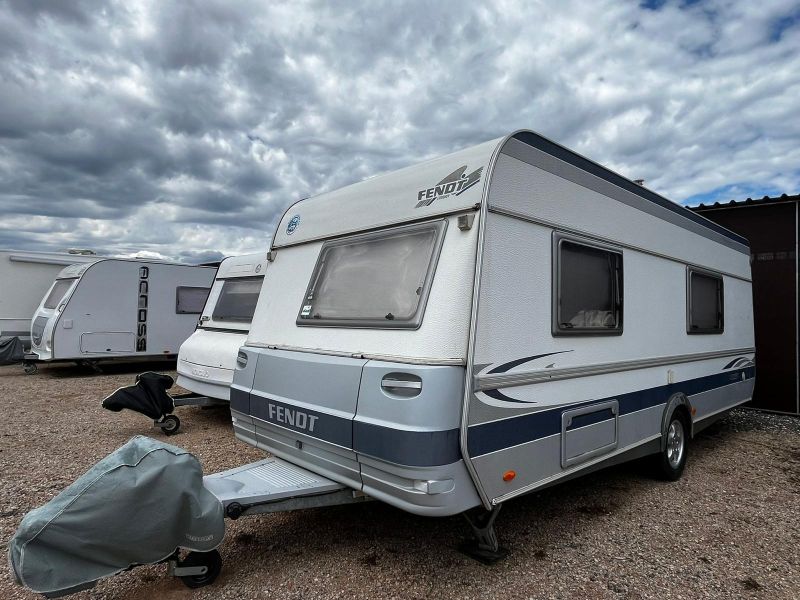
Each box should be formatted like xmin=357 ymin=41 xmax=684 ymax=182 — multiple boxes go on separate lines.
xmin=136 ymin=266 xmax=149 ymax=352
xmin=415 ymin=164 xmax=483 ymax=208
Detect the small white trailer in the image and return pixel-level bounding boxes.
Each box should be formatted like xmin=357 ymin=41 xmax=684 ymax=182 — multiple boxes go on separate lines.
xmin=0 ymin=250 xmax=104 ymax=350
xmin=176 ymin=252 xmax=266 ymax=401
xmin=26 ymin=259 xmax=216 ymax=373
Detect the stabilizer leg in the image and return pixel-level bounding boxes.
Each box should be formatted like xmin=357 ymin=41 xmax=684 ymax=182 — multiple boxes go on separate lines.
xmin=459 ymin=505 xmax=509 ymax=564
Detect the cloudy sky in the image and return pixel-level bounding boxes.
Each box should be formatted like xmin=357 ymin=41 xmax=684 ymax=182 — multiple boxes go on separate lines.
xmin=0 ymin=0 xmax=798 ymax=262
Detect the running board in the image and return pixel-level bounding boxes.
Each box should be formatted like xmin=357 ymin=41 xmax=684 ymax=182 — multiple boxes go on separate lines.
xmin=203 ymin=457 xmax=369 ymax=518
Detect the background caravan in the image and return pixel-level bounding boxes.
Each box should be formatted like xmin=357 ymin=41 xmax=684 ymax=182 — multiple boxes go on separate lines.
xmin=25 ymin=259 xmax=216 ymax=374
xmin=0 ymin=250 xmax=104 ymax=352
xmin=226 ymin=130 xmax=754 ymax=559
xmin=177 ymin=252 xmax=266 ymax=401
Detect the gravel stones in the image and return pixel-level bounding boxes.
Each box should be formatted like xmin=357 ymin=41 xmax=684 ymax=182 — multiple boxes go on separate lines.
xmin=1 ymin=362 xmax=798 ymax=599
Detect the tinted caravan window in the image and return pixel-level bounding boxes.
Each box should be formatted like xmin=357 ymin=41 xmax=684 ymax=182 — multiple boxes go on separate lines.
xmin=43 ymin=279 xmax=76 ymax=310
xmin=554 ymin=237 xmax=623 ymax=335
xmin=211 ymin=277 xmax=263 ymax=322
xmin=687 ymin=269 xmax=723 ymax=334
xmin=297 ymin=220 xmax=446 ymax=329
xmin=176 ymin=286 xmax=210 ymax=314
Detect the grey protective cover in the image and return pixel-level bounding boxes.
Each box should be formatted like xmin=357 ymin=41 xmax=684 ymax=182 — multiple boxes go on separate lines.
xmin=0 ymin=336 xmax=24 ymax=366
xmin=7 ymin=436 xmax=225 ymax=597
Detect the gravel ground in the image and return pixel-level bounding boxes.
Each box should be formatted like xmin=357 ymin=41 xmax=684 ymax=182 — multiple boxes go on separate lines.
xmin=1 ymin=362 xmax=799 ymax=599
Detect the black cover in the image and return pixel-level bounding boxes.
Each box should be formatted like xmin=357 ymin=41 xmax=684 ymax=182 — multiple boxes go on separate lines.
xmin=0 ymin=336 xmax=25 ymax=366
xmin=102 ymin=372 xmax=175 ymax=420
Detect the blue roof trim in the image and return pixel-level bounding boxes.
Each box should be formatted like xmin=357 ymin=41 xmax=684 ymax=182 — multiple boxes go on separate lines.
xmin=511 ymin=131 xmax=750 ymax=248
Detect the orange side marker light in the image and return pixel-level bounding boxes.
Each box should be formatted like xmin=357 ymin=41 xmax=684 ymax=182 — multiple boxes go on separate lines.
xmin=503 ymin=470 xmax=516 ymax=482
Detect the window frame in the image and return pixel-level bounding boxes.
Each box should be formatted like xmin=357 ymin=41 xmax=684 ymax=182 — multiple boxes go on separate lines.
xmin=296 ymin=219 xmax=447 ymax=330
xmin=551 ymin=232 xmax=624 ymax=337
xmin=175 ymin=286 xmax=211 ymax=315
xmin=686 ymin=267 xmax=724 ymax=334
xmin=43 ymin=278 xmax=76 ymax=310
xmin=210 ymin=275 xmax=264 ymax=323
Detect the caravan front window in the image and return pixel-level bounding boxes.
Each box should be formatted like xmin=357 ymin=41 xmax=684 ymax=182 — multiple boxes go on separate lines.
xmin=297 ymin=221 xmax=446 ymax=329
xmin=43 ymin=279 xmax=75 ymax=310
xmin=212 ymin=277 xmax=263 ymax=322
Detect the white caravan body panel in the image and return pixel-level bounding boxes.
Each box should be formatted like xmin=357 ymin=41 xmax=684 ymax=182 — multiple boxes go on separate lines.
xmin=177 ymin=253 xmax=266 ymax=400
xmin=0 ymin=251 xmax=103 ymax=346
xmin=30 ymin=259 xmax=216 ymax=362
xmin=466 ymin=137 xmax=753 ymax=506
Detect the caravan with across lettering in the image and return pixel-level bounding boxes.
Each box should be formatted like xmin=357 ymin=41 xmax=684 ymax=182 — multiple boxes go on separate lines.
xmin=24 ymin=259 xmax=216 ymax=374
xmin=225 ymin=129 xmax=755 ymax=559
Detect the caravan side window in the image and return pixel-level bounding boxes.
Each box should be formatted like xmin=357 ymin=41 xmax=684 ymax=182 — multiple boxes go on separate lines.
xmin=176 ymin=286 xmax=211 ymax=314
xmin=553 ymin=234 xmax=623 ymax=336
xmin=687 ymin=269 xmax=724 ymax=334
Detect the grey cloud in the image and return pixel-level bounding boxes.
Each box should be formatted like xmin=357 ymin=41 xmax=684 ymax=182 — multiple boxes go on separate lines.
xmin=0 ymin=0 xmax=797 ymax=260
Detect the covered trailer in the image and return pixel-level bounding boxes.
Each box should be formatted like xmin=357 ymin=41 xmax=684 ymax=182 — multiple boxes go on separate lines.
xmin=26 ymin=259 xmax=216 ymax=372
xmin=177 ymin=252 xmax=266 ymax=401
xmin=0 ymin=250 xmax=104 ymax=351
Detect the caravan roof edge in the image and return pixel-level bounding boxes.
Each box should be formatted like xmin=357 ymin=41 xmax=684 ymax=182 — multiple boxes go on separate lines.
xmin=504 ymin=130 xmax=750 ymax=252
xmin=268 ymin=129 xmax=749 ymax=253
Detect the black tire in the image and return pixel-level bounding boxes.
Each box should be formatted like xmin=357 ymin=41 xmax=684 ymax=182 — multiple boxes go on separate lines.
xmin=179 ymin=549 xmax=222 ymax=589
xmin=656 ymin=409 xmax=689 ymax=481
xmin=23 ymin=363 xmax=38 ymax=375
xmin=161 ymin=414 xmax=180 ymax=435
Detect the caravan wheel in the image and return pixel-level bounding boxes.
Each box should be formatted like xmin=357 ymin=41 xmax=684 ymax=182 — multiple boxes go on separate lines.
xmin=23 ymin=363 xmax=38 ymax=375
xmin=656 ymin=410 xmax=688 ymax=481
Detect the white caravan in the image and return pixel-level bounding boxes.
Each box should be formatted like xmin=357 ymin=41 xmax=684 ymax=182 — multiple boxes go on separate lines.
xmin=220 ymin=130 xmax=754 ymax=559
xmin=0 ymin=250 xmax=104 ymax=349
xmin=177 ymin=252 xmax=266 ymax=401
xmin=27 ymin=259 xmax=216 ymax=373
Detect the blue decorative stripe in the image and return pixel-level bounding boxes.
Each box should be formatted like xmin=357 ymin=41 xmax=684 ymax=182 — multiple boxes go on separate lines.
xmin=486 ymin=350 xmax=573 ymax=374
xmin=249 ymin=390 xmax=353 ymax=448
xmin=230 ymin=385 xmax=250 ymax=414
xmin=468 ymin=366 xmax=755 ymax=457
xmin=231 ymin=387 xmax=462 ymax=467
xmin=354 ymin=422 xmax=461 ymax=467
xmin=511 ymin=132 xmax=750 ymax=248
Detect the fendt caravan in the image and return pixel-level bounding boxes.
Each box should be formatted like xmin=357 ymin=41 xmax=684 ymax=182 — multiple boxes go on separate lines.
xmin=226 ymin=130 xmax=754 ymax=558
xmin=177 ymin=252 xmax=266 ymax=401
xmin=7 ymin=131 xmax=758 ymax=595
xmin=0 ymin=250 xmax=103 ymax=351
xmin=26 ymin=259 xmax=216 ymax=373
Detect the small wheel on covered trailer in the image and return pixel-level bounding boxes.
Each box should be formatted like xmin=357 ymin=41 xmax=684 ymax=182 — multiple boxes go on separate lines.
xmin=178 ymin=549 xmax=222 ymax=589
xmin=655 ymin=409 xmax=688 ymax=481
xmin=23 ymin=362 xmax=37 ymax=375
xmin=160 ymin=414 xmax=181 ymax=436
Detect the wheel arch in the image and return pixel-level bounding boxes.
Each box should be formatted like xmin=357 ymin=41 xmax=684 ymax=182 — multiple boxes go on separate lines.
xmin=661 ymin=393 xmax=694 ymax=451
